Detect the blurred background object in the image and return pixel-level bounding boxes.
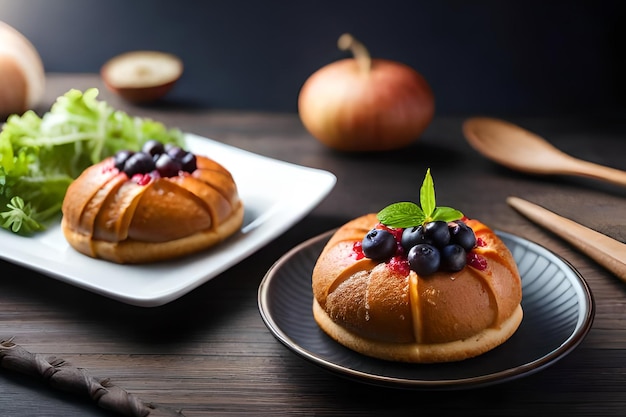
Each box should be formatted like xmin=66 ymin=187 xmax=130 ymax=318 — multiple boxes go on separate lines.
xmin=100 ymin=50 xmax=183 ymax=103
xmin=0 ymin=21 xmax=45 ymax=117
xmin=298 ymin=33 xmax=435 ymax=151
xmin=1 ymin=0 xmax=625 ymax=116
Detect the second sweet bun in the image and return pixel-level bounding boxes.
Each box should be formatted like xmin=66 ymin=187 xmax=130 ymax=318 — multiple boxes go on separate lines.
xmin=61 ymin=145 xmax=243 ymax=264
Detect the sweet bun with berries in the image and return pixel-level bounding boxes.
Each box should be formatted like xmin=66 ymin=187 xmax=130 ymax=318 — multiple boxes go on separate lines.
xmin=311 ymin=170 xmax=523 ymax=363
xmin=61 ymin=140 xmax=244 ymax=264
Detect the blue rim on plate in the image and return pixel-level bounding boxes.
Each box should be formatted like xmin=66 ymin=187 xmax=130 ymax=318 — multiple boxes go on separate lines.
xmin=258 ymin=229 xmax=595 ymax=390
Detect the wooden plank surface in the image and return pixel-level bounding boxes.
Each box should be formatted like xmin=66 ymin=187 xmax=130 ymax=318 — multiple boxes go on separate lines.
xmin=1 ymin=74 xmax=626 ymax=416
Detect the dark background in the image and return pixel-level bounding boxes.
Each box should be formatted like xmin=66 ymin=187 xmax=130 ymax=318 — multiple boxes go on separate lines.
xmin=2 ymin=0 xmax=626 ymax=116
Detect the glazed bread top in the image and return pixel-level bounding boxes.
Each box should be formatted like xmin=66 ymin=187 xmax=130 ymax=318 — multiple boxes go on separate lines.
xmin=312 ymin=213 xmax=522 ymax=345
xmin=62 ymin=154 xmax=241 ymax=245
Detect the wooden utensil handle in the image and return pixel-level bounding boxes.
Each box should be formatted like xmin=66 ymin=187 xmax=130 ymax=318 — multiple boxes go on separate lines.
xmin=570 ymin=158 xmax=626 ymax=187
xmin=507 ymin=196 xmax=626 ymax=282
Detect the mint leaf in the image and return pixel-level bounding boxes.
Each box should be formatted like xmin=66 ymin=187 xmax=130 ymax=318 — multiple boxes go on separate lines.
xmin=432 ymin=206 xmax=464 ymax=222
xmin=377 ymin=169 xmax=464 ymax=228
xmin=420 ymin=168 xmax=435 ymax=217
xmin=377 ymin=202 xmax=425 ymax=228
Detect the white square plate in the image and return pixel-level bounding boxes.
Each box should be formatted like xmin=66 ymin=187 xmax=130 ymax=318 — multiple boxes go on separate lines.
xmin=0 ymin=133 xmax=336 ymax=307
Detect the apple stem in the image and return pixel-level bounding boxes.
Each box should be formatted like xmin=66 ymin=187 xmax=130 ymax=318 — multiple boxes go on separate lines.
xmin=337 ymin=33 xmax=371 ymax=74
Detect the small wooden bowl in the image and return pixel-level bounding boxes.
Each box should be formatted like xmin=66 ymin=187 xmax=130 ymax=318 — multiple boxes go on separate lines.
xmin=101 ymin=51 xmax=183 ymax=103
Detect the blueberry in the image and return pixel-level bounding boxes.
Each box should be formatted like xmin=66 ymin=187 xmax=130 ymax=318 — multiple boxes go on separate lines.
xmin=123 ymin=152 xmax=155 ymax=177
xmin=423 ymin=221 xmax=450 ymax=248
xmin=155 ymin=153 xmax=182 ymax=177
xmin=408 ymin=244 xmax=440 ymax=275
xmin=167 ymin=145 xmax=187 ymax=161
xmin=362 ymin=229 xmax=397 ymax=261
xmin=142 ymin=139 xmax=165 ymax=157
xmin=180 ymin=151 xmax=197 ymax=172
xmin=440 ymin=244 xmax=467 ymax=272
xmin=401 ymin=225 xmax=425 ymax=252
xmin=449 ymin=221 xmax=476 ymax=251
xmin=114 ymin=150 xmax=134 ymax=171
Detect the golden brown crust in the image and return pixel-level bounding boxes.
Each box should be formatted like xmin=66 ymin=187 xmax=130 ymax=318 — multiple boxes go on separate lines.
xmin=61 ymin=155 xmax=244 ymax=263
xmin=61 ymin=203 xmax=243 ymax=264
xmin=311 ymin=213 xmax=523 ymax=363
xmin=313 ymin=299 xmax=523 ymax=363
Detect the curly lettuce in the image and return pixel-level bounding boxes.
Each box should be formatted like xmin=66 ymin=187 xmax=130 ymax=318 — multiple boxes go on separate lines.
xmin=0 ymin=88 xmax=184 ymax=235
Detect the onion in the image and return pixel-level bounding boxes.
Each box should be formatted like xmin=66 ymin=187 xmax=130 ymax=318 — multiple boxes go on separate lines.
xmin=0 ymin=22 xmax=45 ymax=118
xmin=298 ymin=33 xmax=434 ymax=152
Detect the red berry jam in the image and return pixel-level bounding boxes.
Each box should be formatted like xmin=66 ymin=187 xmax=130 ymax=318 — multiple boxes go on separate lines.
xmin=467 ymin=252 xmax=488 ymax=270
xmin=132 ymin=173 xmax=153 ymax=186
xmin=352 ymin=241 xmax=365 ymax=260
xmin=387 ymin=255 xmax=411 ymax=275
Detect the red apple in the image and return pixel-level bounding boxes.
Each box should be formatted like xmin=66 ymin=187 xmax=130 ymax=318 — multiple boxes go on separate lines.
xmin=298 ymin=34 xmax=434 ymax=152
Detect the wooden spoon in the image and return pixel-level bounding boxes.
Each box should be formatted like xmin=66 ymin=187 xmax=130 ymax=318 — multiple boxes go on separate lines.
xmin=463 ymin=117 xmax=626 ymax=187
xmin=507 ymin=196 xmax=626 ymax=282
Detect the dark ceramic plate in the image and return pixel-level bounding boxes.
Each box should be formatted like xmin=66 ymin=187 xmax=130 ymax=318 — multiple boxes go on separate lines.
xmin=258 ymin=230 xmax=595 ymax=390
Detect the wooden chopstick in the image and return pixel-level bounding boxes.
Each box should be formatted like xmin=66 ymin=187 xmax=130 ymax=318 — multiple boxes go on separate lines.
xmin=507 ymin=196 xmax=626 ymax=282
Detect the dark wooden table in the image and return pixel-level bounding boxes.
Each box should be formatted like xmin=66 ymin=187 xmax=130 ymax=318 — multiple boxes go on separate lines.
xmin=2 ymin=74 xmax=626 ymax=416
